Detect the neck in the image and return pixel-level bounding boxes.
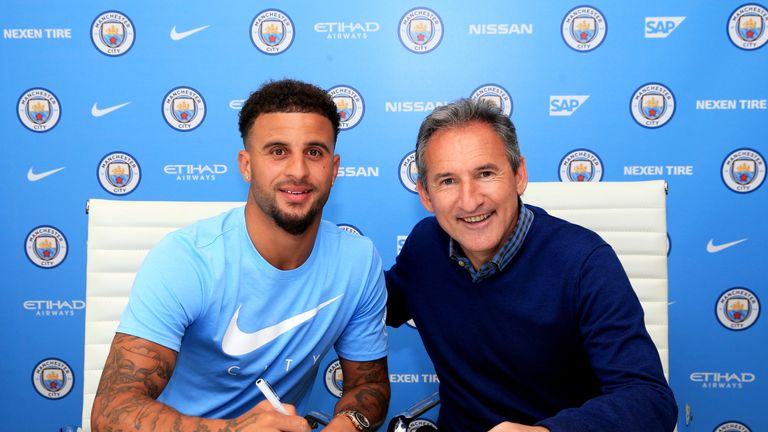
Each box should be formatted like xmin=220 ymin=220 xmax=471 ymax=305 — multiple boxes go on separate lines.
xmin=243 ymin=196 xmax=321 ymax=270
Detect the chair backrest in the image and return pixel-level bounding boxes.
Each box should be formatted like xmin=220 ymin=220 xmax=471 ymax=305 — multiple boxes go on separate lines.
xmin=81 ymin=180 xmax=668 ymax=430
xmin=522 ymin=180 xmax=669 ymax=378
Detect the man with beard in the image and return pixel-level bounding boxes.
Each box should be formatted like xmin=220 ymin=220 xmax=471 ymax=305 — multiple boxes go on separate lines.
xmin=92 ymin=80 xmax=389 ymax=432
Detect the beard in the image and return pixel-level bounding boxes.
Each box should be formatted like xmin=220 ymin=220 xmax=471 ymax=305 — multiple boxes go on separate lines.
xmin=252 ymin=181 xmax=329 ymax=236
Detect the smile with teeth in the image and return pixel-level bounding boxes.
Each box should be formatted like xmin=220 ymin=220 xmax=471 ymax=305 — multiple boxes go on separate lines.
xmin=462 ymin=213 xmax=491 ymax=223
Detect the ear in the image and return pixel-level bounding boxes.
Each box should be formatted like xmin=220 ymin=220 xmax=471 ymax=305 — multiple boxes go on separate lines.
xmin=515 ymin=156 xmax=529 ymax=196
xmin=238 ymin=150 xmax=251 ymax=182
xmin=416 ymin=180 xmax=435 ymax=213
xmin=331 ymin=154 xmax=340 ymax=185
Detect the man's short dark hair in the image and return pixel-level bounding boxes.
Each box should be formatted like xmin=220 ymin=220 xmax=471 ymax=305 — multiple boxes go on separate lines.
xmin=238 ymin=79 xmax=341 ymax=146
xmin=415 ymin=98 xmax=521 ymax=190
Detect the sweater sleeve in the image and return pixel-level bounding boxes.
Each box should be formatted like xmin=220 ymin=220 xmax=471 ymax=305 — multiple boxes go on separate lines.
xmin=536 ymin=244 xmax=678 ymax=432
xmin=384 ymin=221 xmax=422 ymax=328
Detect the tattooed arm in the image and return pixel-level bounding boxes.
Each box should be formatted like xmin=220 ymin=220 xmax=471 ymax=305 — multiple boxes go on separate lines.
xmin=91 ymin=333 xmax=311 ymax=432
xmin=323 ymin=357 xmax=390 ymax=432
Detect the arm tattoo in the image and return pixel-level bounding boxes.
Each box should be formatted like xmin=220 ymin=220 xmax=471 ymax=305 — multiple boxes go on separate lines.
xmin=337 ymin=357 xmax=391 ymax=429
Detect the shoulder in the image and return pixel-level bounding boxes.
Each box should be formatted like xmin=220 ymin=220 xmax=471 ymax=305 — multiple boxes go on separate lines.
xmin=318 ymin=220 xmax=378 ymax=261
xmin=525 ymin=204 xmax=607 ymax=253
xmin=161 ymin=206 xmax=244 ymax=254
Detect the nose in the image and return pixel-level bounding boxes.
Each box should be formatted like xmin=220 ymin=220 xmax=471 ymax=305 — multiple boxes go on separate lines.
xmin=458 ymin=179 xmax=483 ymax=212
xmin=286 ymin=153 xmax=309 ymax=179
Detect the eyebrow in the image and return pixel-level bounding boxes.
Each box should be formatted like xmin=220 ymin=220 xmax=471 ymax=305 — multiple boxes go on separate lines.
xmin=261 ymin=140 xmax=333 ymax=152
xmin=431 ymin=163 xmax=501 ymax=180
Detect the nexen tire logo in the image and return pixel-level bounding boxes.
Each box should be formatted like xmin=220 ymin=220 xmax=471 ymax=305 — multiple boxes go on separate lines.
xmin=550 ymin=95 xmax=589 ymax=116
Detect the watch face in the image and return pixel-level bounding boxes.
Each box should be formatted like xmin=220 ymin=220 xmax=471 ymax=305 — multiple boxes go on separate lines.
xmin=354 ymin=412 xmax=370 ymax=428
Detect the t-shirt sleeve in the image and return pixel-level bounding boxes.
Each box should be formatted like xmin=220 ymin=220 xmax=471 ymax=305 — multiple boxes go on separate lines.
xmin=116 ymin=233 xmax=205 ymax=352
xmin=334 ymin=242 xmax=388 ymax=361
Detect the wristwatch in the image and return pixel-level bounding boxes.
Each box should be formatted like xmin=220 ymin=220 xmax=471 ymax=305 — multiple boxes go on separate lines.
xmin=336 ymin=410 xmax=371 ymax=432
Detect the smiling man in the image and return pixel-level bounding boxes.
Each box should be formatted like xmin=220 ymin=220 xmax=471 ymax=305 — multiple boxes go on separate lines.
xmin=385 ymin=99 xmax=677 ymax=432
xmin=92 ymin=80 xmax=389 ymax=432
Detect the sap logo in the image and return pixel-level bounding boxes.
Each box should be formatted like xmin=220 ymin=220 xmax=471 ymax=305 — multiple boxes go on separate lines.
xmin=549 ymin=95 xmax=589 ymax=116
xmin=645 ymin=17 xmax=685 ymax=38
xmin=385 ymin=101 xmax=448 ymax=113
xmin=396 ymin=235 xmax=408 ymax=255
xmin=337 ymin=166 xmax=379 ymax=177
xmin=229 ymin=99 xmax=244 ymax=110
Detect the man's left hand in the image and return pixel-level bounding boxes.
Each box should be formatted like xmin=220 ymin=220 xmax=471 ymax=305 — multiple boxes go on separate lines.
xmin=488 ymin=422 xmax=549 ymax=432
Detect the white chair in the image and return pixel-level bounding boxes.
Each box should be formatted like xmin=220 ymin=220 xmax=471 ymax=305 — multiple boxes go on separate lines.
xmin=81 ymin=180 xmax=669 ymax=430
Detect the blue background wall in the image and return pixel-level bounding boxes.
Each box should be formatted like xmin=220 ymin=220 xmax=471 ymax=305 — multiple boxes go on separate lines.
xmin=1 ymin=1 xmax=766 ymax=431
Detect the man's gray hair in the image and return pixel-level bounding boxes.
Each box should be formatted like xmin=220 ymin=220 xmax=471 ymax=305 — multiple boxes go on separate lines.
xmin=415 ymin=98 xmax=521 ymax=190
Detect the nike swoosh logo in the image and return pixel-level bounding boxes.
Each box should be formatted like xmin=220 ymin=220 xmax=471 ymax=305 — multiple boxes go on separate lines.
xmin=27 ymin=166 xmax=66 ymax=182
xmin=170 ymin=25 xmax=210 ymax=41
xmin=222 ymin=294 xmax=343 ymax=356
xmin=706 ymin=238 xmax=748 ymax=253
xmin=91 ymin=102 xmax=130 ymax=118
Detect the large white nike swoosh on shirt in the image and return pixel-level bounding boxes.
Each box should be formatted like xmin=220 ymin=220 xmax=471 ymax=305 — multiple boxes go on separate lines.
xmin=706 ymin=238 xmax=747 ymax=253
xmin=91 ymin=102 xmax=131 ymax=117
xmin=222 ymin=294 xmax=343 ymax=356
xmin=170 ymin=25 xmax=210 ymax=40
xmin=27 ymin=167 xmax=66 ymax=182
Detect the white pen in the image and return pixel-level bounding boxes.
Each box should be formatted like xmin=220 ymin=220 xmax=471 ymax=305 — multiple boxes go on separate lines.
xmin=255 ymin=378 xmax=291 ymax=415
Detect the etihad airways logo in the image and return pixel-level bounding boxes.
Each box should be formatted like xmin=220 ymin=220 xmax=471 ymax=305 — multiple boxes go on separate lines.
xmin=314 ymin=21 xmax=380 ymax=39
xmin=222 ymin=295 xmax=342 ymax=356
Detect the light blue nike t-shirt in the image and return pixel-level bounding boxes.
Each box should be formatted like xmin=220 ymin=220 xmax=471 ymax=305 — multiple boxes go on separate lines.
xmin=117 ymin=207 xmax=388 ymax=419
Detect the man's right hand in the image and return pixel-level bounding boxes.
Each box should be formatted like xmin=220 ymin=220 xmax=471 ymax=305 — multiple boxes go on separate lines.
xmin=233 ymin=400 xmax=311 ymax=431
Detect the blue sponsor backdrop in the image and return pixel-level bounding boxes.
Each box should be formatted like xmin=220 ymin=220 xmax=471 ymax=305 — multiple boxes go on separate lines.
xmin=1 ymin=1 xmax=766 ymax=430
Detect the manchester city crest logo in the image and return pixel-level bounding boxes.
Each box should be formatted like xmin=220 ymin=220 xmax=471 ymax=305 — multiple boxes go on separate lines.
xmin=399 ymin=151 xmax=419 ymax=193
xmin=17 ymin=88 xmax=61 ymax=132
xmin=324 ymin=359 xmax=344 ymax=397
xmin=470 ymin=84 xmax=513 ymax=117
xmin=328 ymin=86 xmax=364 ymax=130
xmin=630 ymin=83 xmax=676 ymax=128
xmin=399 ymin=7 xmax=444 ymax=54
xmin=561 ymin=6 xmax=607 ymax=52
xmin=337 ymin=224 xmax=363 ymax=236
xmin=25 ymin=226 xmax=68 ymax=269
xmin=162 ymin=87 xmax=206 ymax=131
xmin=721 ymin=148 xmax=766 ymax=193
xmin=714 ymin=421 xmax=752 ymax=432
xmin=91 ymin=11 xmax=135 ymax=56
xmin=727 ymin=4 xmax=768 ymax=50
xmin=98 ymin=151 xmax=141 ymax=195
xmin=251 ymin=9 xmax=294 ymax=55
xmin=716 ymin=288 xmax=760 ymax=331
xmin=32 ymin=358 xmax=74 ymax=399
xmin=559 ymin=149 xmax=603 ymax=182
xmin=408 ymin=419 xmax=438 ymax=432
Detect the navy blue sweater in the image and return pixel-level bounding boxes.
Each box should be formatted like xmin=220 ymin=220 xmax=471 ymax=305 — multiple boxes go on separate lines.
xmin=386 ymin=205 xmax=677 ymax=431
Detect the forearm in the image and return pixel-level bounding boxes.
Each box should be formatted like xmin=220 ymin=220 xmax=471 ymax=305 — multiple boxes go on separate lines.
xmin=333 ymin=380 xmax=390 ymax=430
xmin=91 ymin=391 xmax=244 ymax=431
xmin=536 ymin=386 xmax=677 ymax=432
